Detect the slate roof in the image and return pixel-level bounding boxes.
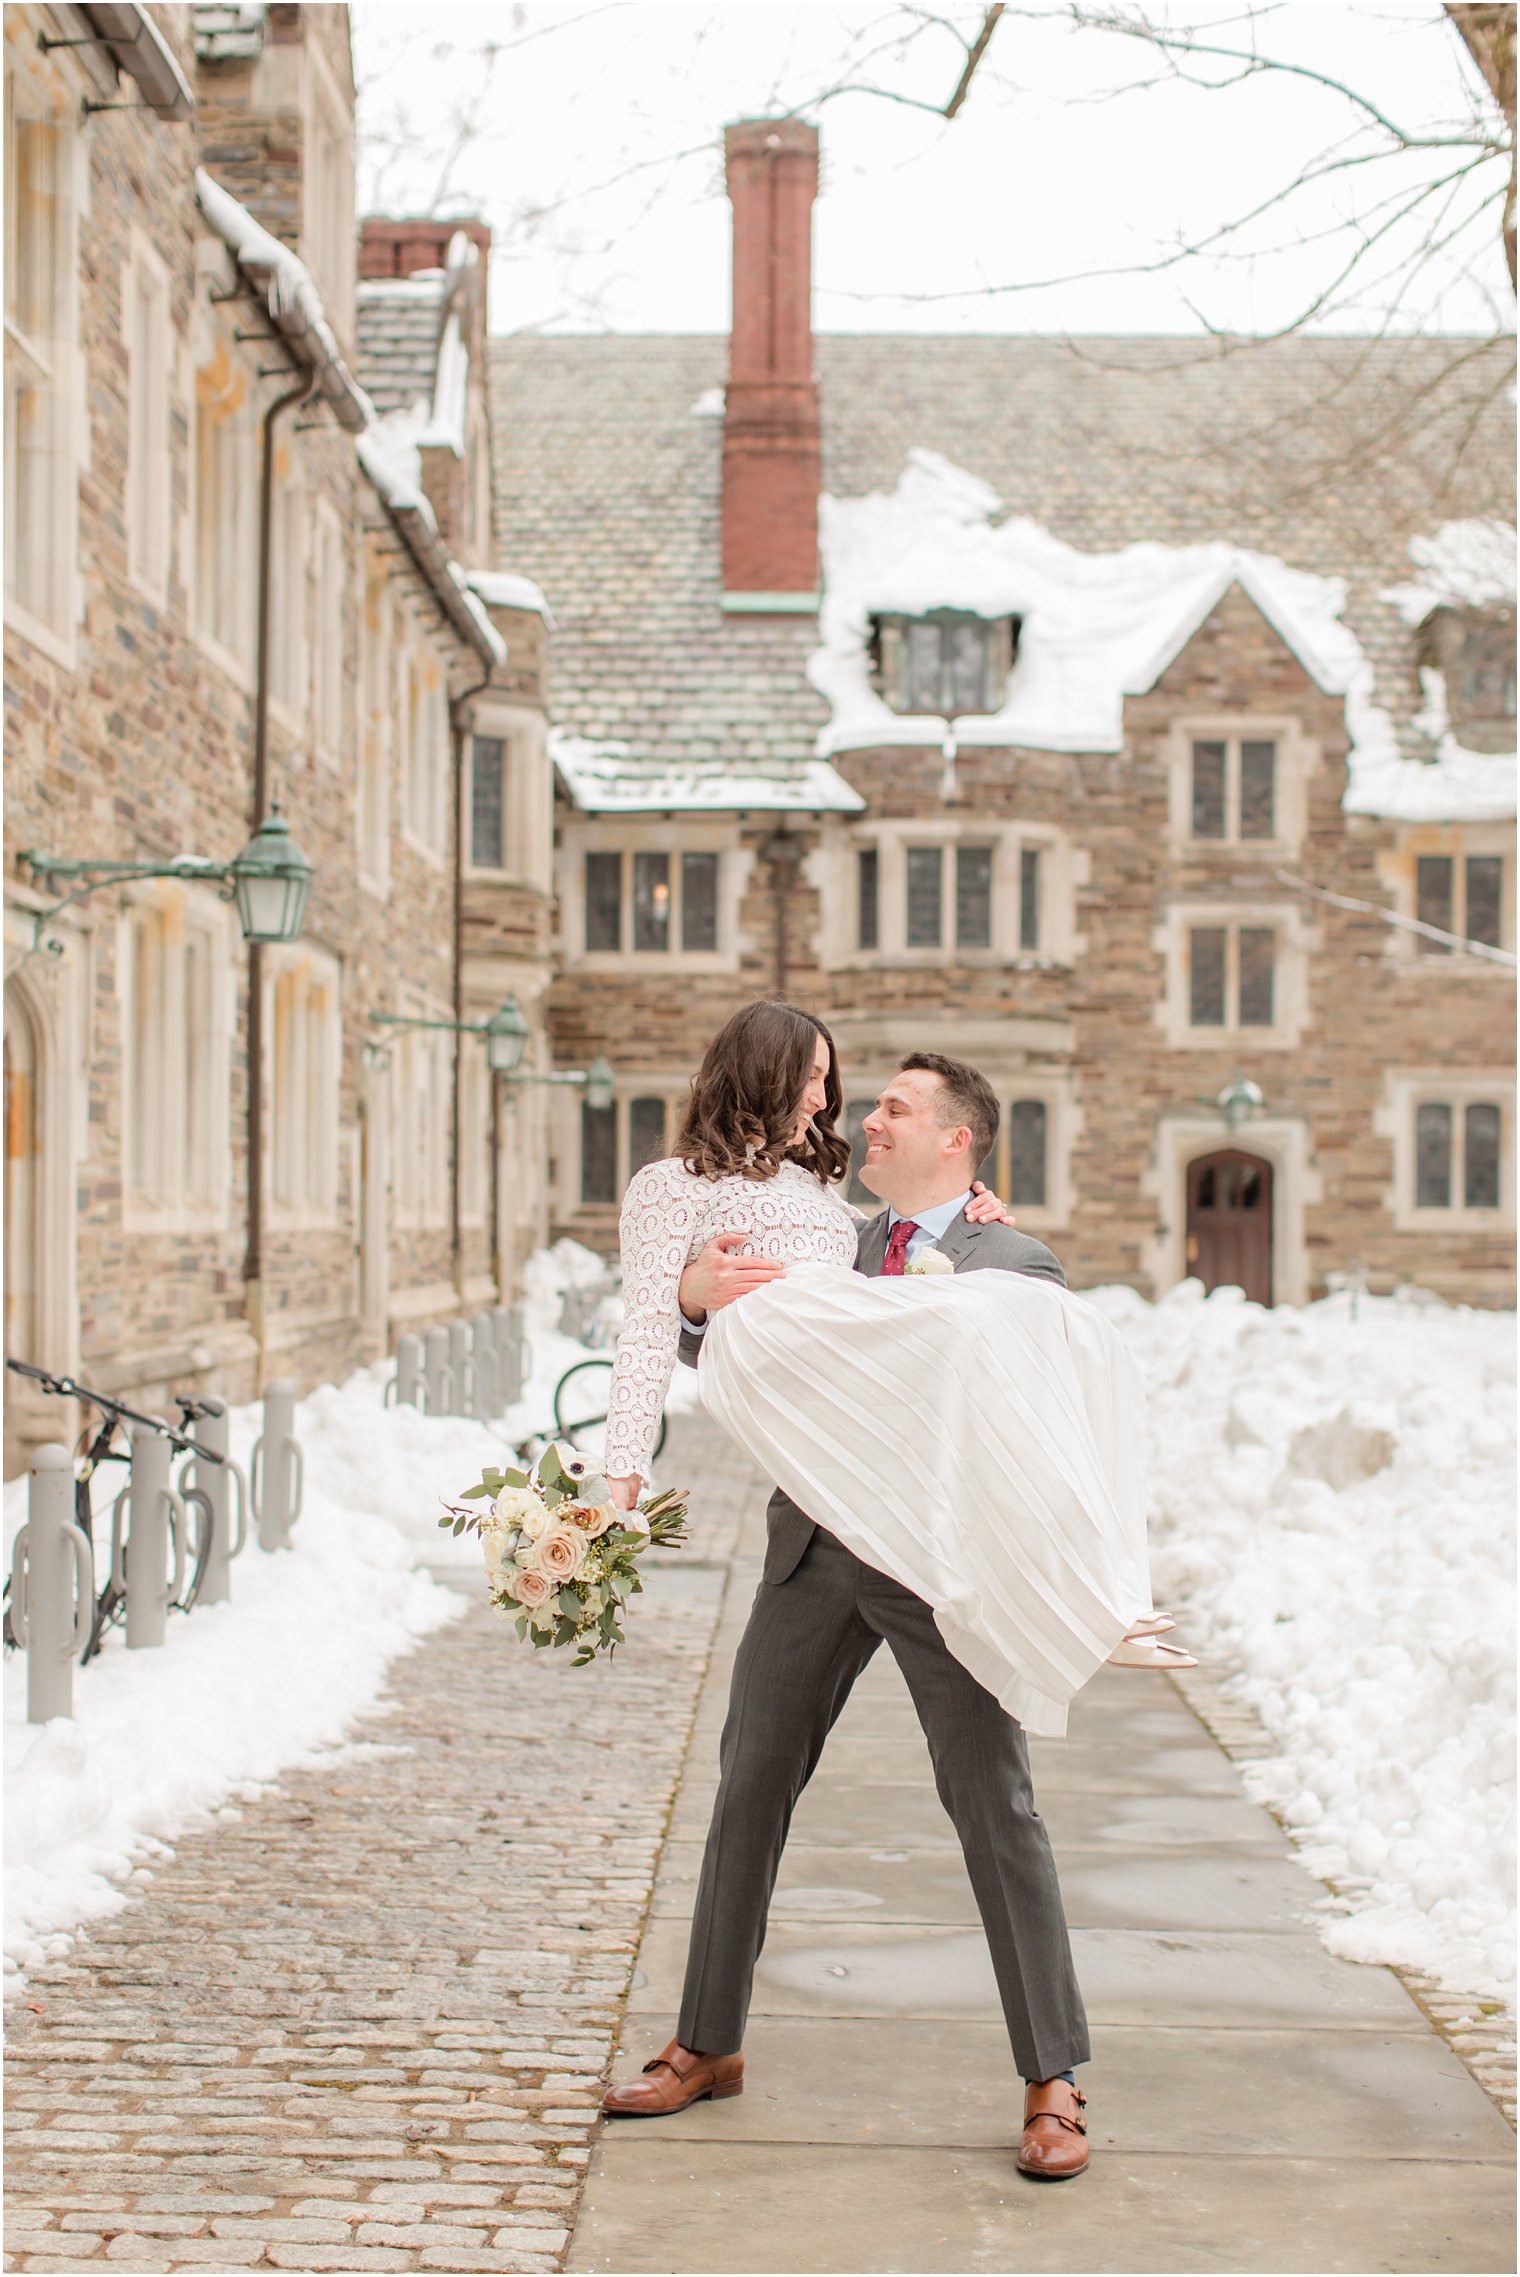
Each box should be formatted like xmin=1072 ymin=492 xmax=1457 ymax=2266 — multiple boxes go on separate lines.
xmin=355 ymin=272 xmax=450 ymax=419
xmin=487 ymin=332 xmax=1515 ymax=795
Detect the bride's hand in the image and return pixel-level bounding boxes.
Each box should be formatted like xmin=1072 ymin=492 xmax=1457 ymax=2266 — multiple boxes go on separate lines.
xmin=608 ymin=1475 xmax=641 ymax=1512
xmin=965 ymin=1180 xmax=1016 ymax=1227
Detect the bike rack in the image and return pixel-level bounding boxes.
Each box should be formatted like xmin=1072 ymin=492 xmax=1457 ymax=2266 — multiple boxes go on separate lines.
xmin=10 ymin=1446 xmax=94 ymax=1721
xmin=249 ymin=1379 xmax=304 ymax=1552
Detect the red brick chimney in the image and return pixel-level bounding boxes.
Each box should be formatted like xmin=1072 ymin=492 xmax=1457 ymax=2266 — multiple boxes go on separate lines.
xmin=721 ymin=119 xmax=820 ymax=608
xmin=359 ymin=216 xmax=492 ymax=280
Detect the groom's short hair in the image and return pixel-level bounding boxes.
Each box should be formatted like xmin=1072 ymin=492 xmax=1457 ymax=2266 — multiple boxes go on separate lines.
xmin=898 ymin=1052 xmax=1000 ymax=1169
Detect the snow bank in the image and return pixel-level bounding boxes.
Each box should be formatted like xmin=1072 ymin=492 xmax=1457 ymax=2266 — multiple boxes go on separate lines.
xmin=1092 ymin=1281 xmax=1516 ymax=2003
xmin=811 ymin=449 xmax=1517 ymax=824
xmin=3 ymin=1243 xmax=679 ymax=1989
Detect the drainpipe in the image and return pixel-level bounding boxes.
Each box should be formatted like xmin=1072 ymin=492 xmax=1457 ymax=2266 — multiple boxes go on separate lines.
xmin=759 ymin=824 xmax=804 ymax=1000
xmin=450 ymin=665 xmax=496 ymax=1306
xmin=243 ymin=369 xmax=319 ymax=1370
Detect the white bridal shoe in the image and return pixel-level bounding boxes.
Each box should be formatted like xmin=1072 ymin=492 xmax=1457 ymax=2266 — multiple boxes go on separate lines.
xmin=1107 ymin=1612 xmax=1196 ymax=1669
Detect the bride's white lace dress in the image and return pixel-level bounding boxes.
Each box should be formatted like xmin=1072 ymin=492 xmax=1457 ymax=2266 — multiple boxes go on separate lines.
xmin=606 ymin=1155 xmax=1151 ymax=1738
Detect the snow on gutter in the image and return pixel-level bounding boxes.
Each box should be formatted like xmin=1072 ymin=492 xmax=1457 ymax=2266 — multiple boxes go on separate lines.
xmin=197 ymin=171 xmax=501 ymax=669
xmin=195 ymin=169 xmax=370 ymax=435
xmin=356 ymin=427 xmax=504 ymax=667
xmin=84 ymin=4 xmax=194 ymax=121
xmin=466 ymin=570 xmax=555 ymax=629
xmin=812 ymin=450 xmax=1516 ymax=825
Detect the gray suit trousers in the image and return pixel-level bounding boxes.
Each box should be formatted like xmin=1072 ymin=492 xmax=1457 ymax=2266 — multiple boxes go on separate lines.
xmin=676 ymin=1522 xmax=1091 ymax=2082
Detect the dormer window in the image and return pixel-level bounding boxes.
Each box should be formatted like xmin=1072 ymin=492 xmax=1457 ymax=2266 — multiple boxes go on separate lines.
xmin=871 ymin=611 xmax=1017 ymax=718
xmin=1418 ymin=607 xmax=1517 ymax=754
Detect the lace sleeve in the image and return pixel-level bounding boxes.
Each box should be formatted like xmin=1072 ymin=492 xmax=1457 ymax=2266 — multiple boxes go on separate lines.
xmin=604 ymin=1159 xmax=709 ymax=1486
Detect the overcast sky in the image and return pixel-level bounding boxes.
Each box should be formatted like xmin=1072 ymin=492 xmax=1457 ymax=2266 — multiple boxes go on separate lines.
xmin=352 ymin=1 xmax=1513 ymax=340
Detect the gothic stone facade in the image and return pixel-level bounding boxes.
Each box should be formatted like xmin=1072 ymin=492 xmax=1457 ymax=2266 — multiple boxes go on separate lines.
xmin=2 ymin=5 xmax=545 ymax=1474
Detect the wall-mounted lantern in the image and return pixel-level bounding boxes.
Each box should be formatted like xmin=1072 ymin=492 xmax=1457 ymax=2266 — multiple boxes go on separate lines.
xmin=24 ymin=804 xmax=313 ymax=957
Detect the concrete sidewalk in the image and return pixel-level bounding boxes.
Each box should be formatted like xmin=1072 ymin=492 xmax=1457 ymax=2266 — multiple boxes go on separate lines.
xmin=570 ymin=1491 xmax=1516 ymax=2275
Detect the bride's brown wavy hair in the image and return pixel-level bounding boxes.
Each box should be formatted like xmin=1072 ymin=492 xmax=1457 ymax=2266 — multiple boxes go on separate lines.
xmin=677 ymin=1000 xmax=852 ymax=1185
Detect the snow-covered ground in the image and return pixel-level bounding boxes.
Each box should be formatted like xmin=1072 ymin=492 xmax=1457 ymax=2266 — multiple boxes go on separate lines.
xmin=1093 ymin=1281 xmax=1516 ymax=2005
xmin=7 ymin=1249 xmax=1512 ymax=2015
xmin=2 ymin=1242 xmax=679 ymax=1990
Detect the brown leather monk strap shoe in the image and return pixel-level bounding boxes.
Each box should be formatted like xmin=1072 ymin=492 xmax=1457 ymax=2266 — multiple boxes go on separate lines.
xmin=602 ymin=2038 xmax=744 ymax=2117
xmin=1016 ymin=2078 xmax=1089 ymax=2178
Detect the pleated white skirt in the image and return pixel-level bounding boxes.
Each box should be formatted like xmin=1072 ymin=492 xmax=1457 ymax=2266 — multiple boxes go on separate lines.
xmin=699 ymin=1265 xmax=1153 ymax=1738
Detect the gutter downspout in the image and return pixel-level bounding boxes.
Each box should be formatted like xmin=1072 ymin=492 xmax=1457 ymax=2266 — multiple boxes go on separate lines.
xmin=450 ymin=663 xmax=496 ymax=1306
xmin=243 ymin=368 xmax=320 ymax=1374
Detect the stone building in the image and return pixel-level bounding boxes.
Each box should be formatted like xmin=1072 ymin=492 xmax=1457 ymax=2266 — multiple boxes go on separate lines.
xmin=3 ymin=3 xmax=553 ymax=1475
xmin=491 ymin=118 xmax=1516 ymax=1307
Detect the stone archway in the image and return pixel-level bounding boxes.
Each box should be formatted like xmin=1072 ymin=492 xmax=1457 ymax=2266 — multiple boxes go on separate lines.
xmin=1186 ymin=1148 xmax=1274 ymax=1305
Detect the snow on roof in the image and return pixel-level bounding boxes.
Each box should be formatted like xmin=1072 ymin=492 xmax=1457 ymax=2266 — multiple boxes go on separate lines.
xmin=466 ymin=570 xmax=556 ymax=627
xmin=812 ymin=449 xmax=1516 ymax=824
xmin=1385 ymin=518 xmax=1517 ymax=625
xmin=552 ymin=731 xmax=864 ymax=815
xmin=194 ymin=169 xmax=371 ymax=434
xmin=357 ymin=406 xmax=504 ymax=666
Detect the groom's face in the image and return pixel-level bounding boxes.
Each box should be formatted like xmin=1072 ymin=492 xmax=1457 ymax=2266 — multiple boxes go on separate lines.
xmin=859 ymin=1071 xmax=971 ymax=1207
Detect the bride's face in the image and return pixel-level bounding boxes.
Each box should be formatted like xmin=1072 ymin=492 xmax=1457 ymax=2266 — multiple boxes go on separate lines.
xmin=789 ymin=1034 xmax=832 ymax=1145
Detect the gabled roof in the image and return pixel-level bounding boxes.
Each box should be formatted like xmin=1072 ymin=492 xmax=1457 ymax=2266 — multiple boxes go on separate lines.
xmin=488 ymin=333 xmax=1516 ymax=821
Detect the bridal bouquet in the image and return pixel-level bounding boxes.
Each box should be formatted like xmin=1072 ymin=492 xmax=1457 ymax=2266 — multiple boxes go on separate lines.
xmin=441 ymin=1441 xmax=689 ymax=1666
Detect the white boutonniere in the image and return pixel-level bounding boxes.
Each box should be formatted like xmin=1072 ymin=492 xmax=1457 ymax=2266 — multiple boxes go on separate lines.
xmin=906 ymin=1246 xmax=956 ymax=1276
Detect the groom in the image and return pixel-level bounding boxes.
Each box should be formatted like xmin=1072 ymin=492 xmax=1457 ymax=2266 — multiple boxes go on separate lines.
xmin=601 ymin=1050 xmax=1093 ymax=2180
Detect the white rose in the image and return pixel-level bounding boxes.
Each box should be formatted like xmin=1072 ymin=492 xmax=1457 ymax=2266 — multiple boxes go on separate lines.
xmin=907 ymin=1246 xmax=956 ymax=1276
xmin=492 ymin=1485 xmax=540 ymax=1532
xmin=521 ymin=1499 xmax=555 ymax=1542
xmin=483 ymin=1532 xmax=515 ymax=1592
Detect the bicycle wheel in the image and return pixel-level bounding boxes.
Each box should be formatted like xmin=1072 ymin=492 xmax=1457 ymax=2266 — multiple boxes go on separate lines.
xmin=552 ymin=1360 xmax=667 ymax=1465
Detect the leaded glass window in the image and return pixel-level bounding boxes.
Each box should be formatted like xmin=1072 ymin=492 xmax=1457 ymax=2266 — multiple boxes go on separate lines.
xmin=1008 ymin=1099 xmax=1047 ymax=1208
xmin=1415 ymin=1103 xmax=1452 ymax=1207
xmin=1189 ymin=929 xmax=1226 ymax=1026
xmin=906 ymin=847 xmax=943 ymax=949
xmin=857 ymin=849 xmax=879 ymax=951
xmin=1464 ymin=1104 xmax=1501 ymax=1208
xmin=1238 ymin=929 xmax=1275 ymax=1027
xmin=681 ymin=852 xmax=718 ymax=952
xmin=1239 ymin=741 xmax=1276 ymax=839
xmin=1416 ymin=855 xmax=1454 ymax=951
xmin=956 ymin=845 xmax=993 ymax=950
xmin=1019 ymin=847 xmax=1041 ymax=952
xmin=1466 ymin=856 xmax=1503 ymax=950
xmin=580 ymin=1100 xmax=616 ymax=1204
xmin=629 ymin=1096 xmax=667 ymax=1177
xmin=470 ymin=736 xmax=505 ymax=868
xmin=1191 ymin=742 xmax=1226 ymax=838
xmin=585 ymin=852 xmax=621 ymax=952
xmin=632 ymin=852 xmax=670 ymax=953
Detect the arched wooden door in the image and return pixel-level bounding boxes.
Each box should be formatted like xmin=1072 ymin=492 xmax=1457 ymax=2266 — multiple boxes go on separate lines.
xmin=1186 ymin=1149 xmax=1273 ymax=1304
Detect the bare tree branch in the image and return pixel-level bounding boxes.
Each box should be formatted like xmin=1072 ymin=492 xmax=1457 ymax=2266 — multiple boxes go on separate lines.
xmin=944 ymin=3 xmax=1004 ymax=117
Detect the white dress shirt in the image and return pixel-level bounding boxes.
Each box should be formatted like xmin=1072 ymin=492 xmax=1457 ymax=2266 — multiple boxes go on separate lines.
xmin=887 ymin=1189 xmax=973 ymax=1266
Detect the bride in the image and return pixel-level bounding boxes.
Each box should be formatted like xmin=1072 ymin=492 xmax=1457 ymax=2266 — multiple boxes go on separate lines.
xmin=604 ymin=1000 xmax=1176 ymax=1738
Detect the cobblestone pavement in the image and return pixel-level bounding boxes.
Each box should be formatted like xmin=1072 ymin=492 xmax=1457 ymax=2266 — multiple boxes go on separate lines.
xmin=3 ymin=1414 xmax=751 ymax=2276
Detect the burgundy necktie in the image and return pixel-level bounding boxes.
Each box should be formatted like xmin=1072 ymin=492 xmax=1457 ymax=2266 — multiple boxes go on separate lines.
xmin=881 ymin=1218 xmax=920 ymax=1276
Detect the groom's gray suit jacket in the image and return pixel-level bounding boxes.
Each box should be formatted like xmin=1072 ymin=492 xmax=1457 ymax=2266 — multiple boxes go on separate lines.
xmin=678 ymin=1206 xmax=1066 ymax=1586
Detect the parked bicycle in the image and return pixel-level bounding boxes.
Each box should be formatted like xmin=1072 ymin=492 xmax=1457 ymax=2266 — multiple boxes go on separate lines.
xmin=3 ymin=1359 xmax=225 ymax=1663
